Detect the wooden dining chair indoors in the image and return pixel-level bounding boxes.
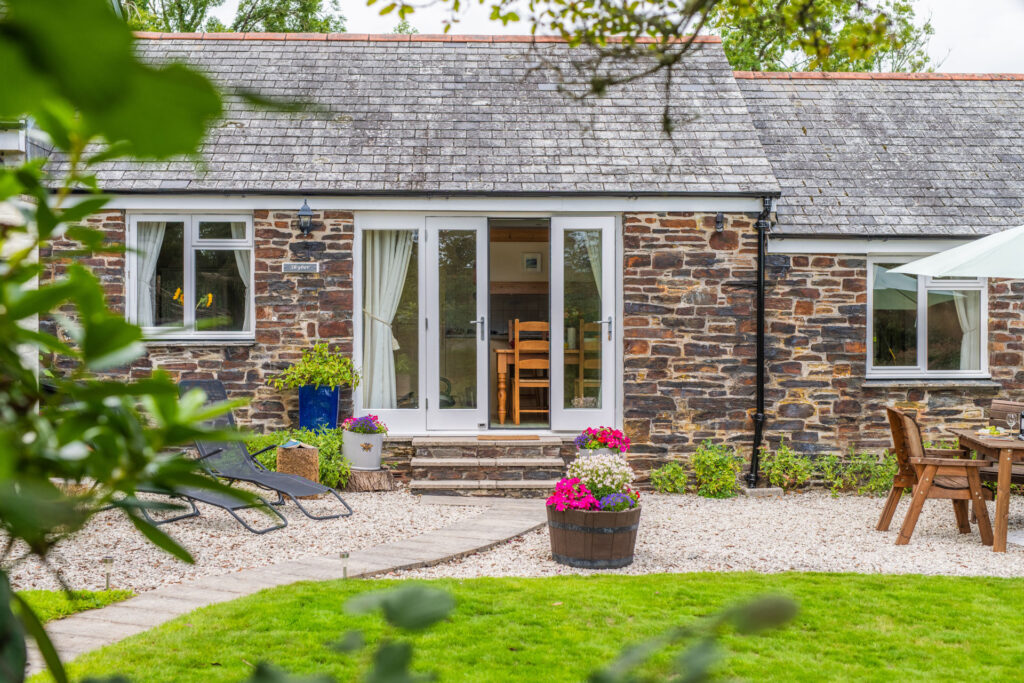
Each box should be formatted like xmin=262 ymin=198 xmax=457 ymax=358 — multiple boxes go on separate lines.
xmin=512 ymin=319 xmax=550 ymax=425
xmin=878 ymin=407 xmax=994 ymax=546
xmin=574 ymin=318 xmax=602 ymax=402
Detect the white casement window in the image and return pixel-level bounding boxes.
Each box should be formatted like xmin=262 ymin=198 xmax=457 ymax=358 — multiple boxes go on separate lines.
xmin=867 ymin=259 xmax=988 ymax=379
xmin=127 ymin=214 xmax=254 ymax=340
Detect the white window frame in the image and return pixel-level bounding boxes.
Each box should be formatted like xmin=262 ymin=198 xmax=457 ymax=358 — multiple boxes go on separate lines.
xmin=126 ymin=213 xmax=255 ymax=341
xmin=866 ymin=257 xmax=989 ymax=379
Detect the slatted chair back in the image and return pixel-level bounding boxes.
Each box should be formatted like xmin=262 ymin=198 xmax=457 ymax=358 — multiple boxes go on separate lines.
xmin=178 ymin=379 xmax=259 ymax=479
xmin=885 ymin=407 xmax=919 ymax=485
xmin=512 ymin=319 xmax=550 ymax=424
xmin=989 ymin=400 xmax=1024 ymax=427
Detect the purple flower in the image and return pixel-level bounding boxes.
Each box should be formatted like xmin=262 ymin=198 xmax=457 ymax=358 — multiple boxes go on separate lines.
xmin=598 ymin=493 xmax=636 ymax=511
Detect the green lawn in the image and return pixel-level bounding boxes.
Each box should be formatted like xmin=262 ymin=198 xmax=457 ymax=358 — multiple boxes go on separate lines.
xmin=19 ymin=589 xmax=133 ymax=624
xmin=47 ymin=574 xmax=1024 ymax=682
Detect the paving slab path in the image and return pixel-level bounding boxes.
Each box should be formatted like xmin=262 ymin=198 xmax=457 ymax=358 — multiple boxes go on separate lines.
xmin=26 ymin=496 xmax=546 ymax=678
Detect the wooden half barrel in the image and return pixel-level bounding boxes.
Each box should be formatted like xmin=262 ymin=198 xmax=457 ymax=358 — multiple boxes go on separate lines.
xmin=547 ymin=506 xmax=641 ymax=569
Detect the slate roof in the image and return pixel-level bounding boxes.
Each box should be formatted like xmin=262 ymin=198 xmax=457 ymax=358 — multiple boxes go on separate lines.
xmin=72 ymin=34 xmax=779 ymax=196
xmin=737 ymin=72 xmax=1024 ymax=236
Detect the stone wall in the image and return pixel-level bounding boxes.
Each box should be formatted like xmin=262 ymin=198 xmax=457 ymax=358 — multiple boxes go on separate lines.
xmin=44 ymin=208 xmax=355 ymax=431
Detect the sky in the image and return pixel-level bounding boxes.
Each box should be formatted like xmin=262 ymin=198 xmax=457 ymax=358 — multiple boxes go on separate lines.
xmin=213 ymin=0 xmax=1024 ymax=73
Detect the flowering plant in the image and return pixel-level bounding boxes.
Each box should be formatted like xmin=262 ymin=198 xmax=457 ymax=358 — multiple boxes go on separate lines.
xmin=566 ymin=452 xmax=635 ymax=498
xmin=598 ymin=490 xmax=640 ymax=512
xmin=573 ymin=426 xmax=631 ymax=454
xmin=342 ymin=415 xmax=387 ymax=435
xmin=546 ymin=478 xmax=600 ymax=511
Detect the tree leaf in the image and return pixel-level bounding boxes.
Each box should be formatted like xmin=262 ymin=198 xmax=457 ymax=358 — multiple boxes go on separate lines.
xmin=10 ymin=587 xmax=66 ymax=683
xmin=125 ymin=511 xmax=194 ymax=564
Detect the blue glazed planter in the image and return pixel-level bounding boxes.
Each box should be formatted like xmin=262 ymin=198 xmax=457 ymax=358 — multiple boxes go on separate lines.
xmin=298 ymin=385 xmax=340 ymax=431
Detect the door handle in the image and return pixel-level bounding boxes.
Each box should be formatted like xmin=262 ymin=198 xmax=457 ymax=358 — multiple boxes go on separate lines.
xmin=469 ymin=317 xmax=485 ymax=341
xmin=592 ymin=316 xmax=614 ymax=341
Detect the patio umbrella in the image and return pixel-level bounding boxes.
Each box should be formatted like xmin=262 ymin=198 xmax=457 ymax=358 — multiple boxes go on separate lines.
xmin=891 ymin=223 xmax=1024 ymax=278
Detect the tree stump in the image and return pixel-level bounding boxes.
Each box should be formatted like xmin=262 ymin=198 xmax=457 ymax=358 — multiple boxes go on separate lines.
xmin=345 ymin=468 xmax=396 ymax=492
xmin=276 ymin=443 xmax=320 ymax=498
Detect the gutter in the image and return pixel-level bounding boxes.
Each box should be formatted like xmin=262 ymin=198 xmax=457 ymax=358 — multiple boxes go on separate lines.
xmin=57 ymin=187 xmax=784 ymax=199
xmin=746 ymin=196 xmax=773 ymax=488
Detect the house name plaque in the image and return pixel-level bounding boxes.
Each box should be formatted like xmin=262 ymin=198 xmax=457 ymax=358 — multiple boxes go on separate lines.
xmin=282 ymin=262 xmax=320 ymax=274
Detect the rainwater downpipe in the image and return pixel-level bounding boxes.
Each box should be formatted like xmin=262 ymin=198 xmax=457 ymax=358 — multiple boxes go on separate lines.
xmin=745 ymin=197 xmax=773 ymax=488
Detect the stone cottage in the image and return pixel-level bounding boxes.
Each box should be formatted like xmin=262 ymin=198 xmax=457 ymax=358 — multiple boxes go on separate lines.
xmin=42 ymin=33 xmax=1024 ymax=492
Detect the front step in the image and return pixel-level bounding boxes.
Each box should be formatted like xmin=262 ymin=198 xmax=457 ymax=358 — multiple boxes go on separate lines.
xmin=409 ymin=437 xmax=568 ymax=497
xmin=410 ymin=479 xmax=559 ymax=498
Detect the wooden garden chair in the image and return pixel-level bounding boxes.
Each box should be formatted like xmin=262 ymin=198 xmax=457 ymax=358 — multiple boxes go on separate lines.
xmin=512 ymin=319 xmax=550 ymax=425
xmin=877 ymin=407 xmax=993 ymax=546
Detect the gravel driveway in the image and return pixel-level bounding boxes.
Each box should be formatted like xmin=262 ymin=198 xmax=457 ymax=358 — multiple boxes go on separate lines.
xmin=6 ymin=489 xmax=482 ymax=593
xmin=391 ymin=492 xmax=1024 ymax=579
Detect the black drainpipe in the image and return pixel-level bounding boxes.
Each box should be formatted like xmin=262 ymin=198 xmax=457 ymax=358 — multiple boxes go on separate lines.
xmin=745 ymin=197 xmax=773 ymax=488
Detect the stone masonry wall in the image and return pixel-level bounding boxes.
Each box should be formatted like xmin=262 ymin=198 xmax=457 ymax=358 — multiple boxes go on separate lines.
xmin=44 ymin=208 xmax=355 ymax=431
xmin=762 ymin=253 xmax=1024 ymax=454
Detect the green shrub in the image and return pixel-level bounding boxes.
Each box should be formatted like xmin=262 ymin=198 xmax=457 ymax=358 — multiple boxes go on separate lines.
xmin=246 ymin=427 xmax=351 ymax=488
xmin=817 ymin=450 xmax=897 ymax=497
xmin=760 ymin=439 xmax=813 ymax=491
xmin=650 ymin=461 xmax=688 ymax=494
xmin=690 ymin=440 xmax=742 ymax=499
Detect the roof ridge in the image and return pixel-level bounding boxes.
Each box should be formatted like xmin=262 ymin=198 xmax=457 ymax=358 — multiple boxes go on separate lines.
xmin=132 ymin=31 xmax=721 ymax=44
xmin=734 ymin=70 xmax=1024 ymax=82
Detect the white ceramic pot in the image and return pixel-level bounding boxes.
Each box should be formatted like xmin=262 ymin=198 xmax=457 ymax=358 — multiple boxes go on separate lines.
xmin=343 ymin=431 xmax=384 ymax=471
xmin=576 ymin=447 xmax=617 ymax=459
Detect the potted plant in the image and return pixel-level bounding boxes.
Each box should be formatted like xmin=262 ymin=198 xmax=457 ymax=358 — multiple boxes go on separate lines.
xmin=269 ymin=342 xmax=359 ymax=431
xmin=341 ymin=415 xmax=388 ymax=471
xmin=546 ymin=453 xmax=641 ymax=568
xmin=573 ymin=426 xmax=631 ymax=458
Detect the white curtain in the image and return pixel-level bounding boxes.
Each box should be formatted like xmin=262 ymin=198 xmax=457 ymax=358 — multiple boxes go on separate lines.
xmin=584 ymin=231 xmax=602 ymax=297
xmin=136 ymin=222 xmax=167 ymax=327
xmin=954 ymin=290 xmax=982 ymax=370
xmin=363 ymin=230 xmax=414 ymax=409
xmin=230 ymin=223 xmax=252 ymax=331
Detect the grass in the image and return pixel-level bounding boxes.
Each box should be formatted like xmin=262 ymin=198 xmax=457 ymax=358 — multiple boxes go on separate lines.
xmin=45 ymin=573 xmax=1024 ymax=682
xmin=18 ymin=589 xmax=133 ymax=624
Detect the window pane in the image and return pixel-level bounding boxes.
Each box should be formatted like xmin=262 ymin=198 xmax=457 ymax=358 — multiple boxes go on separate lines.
xmin=137 ymin=221 xmax=184 ymax=328
xmin=928 ymin=289 xmax=982 ymax=371
xmin=438 ymin=230 xmax=477 ymax=410
xmin=195 ymin=249 xmax=251 ymax=332
xmin=872 ymin=264 xmax=918 ymax=367
xmin=362 ymin=230 xmax=419 ymax=409
xmin=199 ymin=220 xmax=247 ymax=240
xmin=564 ymin=229 xmax=603 ymax=409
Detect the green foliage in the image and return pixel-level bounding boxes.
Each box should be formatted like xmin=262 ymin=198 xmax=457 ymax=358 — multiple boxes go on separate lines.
xmin=819 ymin=451 xmax=898 ymax=497
xmin=690 ymin=441 xmax=743 ymax=499
xmin=269 ymin=342 xmax=360 ymax=391
xmin=649 ymin=461 xmax=688 ymax=494
xmin=392 ymin=19 xmax=418 ymax=34
xmin=246 ymin=428 xmax=351 ymax=488
xmin=16 ymin=590 xmax=133 ymax=624
xmin=760 ymin=439 xmax=813 ymax=491
xmin=710 ymin=0 xmax=936 ymax=72
xmin=123 ymin=0 xmax=346 ymax=32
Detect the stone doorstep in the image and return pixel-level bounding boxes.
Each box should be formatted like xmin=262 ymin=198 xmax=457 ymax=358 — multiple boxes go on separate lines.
xmin=410 ymin=436 xmax=565 ymax=447
xmin=410 ymin=456 xmax=565 ymax=467
xmin=411 ymin=479 xmax=558 ymax=489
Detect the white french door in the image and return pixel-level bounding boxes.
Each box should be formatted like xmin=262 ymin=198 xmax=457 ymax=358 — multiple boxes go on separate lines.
xmin=425 ymin=217 xmax=489 ymax=430
xmin=550 ymin=216 xmax=616 ymax=430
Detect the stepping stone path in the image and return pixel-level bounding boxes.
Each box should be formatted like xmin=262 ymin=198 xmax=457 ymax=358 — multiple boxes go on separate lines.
xmin=26 ymin=496 xmax=546 ymax=677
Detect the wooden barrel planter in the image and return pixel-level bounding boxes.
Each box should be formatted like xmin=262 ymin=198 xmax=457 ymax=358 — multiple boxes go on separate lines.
xmin=547 ymin=506 xmax=641 ymax=569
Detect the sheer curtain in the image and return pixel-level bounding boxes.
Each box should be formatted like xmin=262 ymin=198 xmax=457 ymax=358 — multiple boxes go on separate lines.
xmin=584 ymin=231 xmax=602 ymax=297
xmin=136 ymin=222 xmax=167 ymax=327
xmin=954 ymin=290 xmax=981 ymax=370
xmin=363 ymin=230 xmax=414 ymax=409
xmin=230 ymin=223 xmax=252 ymax=331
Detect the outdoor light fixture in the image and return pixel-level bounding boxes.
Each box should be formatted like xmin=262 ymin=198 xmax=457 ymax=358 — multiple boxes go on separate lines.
xmin=102 ymin=556 xmax=114 ymax=590
xmin=340 ymin=551 xmax=349 ymax=579
xmin=297 ymin=199 xmax=314 ymax=235
xmin=714 ymin=212 xmax=724 ymax=232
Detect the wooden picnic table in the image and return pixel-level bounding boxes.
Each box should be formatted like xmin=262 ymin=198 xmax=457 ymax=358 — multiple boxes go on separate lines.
xmin=948 ymin=428 xmax=1024 ymax=553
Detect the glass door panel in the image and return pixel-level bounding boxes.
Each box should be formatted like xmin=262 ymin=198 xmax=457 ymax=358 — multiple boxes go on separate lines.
xmin=551 ymin=216 xmax=615 ymax=430
xmin=426 ymin=217 xmax=488 ymax=429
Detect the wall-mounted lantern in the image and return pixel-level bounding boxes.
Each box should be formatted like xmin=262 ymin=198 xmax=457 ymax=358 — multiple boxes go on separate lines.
xmin=298 ymin=199 xmax=314 ymax=236
xmin=714 ymin=212 xmax=725 ymax=233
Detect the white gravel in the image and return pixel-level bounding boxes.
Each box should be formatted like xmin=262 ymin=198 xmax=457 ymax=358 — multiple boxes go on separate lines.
xmin=6 ymin=488 xmax=483 ymax=593
xmin=389 ymin=492 xmax=1024 ymax=579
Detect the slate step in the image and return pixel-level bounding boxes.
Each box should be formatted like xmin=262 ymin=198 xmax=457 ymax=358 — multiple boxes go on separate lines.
xmin=410 ymin=479 xmax=557 ymax=498
xmin=411 ymin=456 xmax=565 ymax=482
xmin=411 ymin=436 xmax=568 ymax=461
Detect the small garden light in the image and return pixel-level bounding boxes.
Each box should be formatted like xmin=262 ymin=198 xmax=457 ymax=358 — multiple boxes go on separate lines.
xmin=340 ymin=551 xmax=349 ymax=579
xmin=102 ymin=556 xmax=114 ymax=590
xmin=297 ymin=199 xmax=314 ymax=235
xmin=714 ymin=212 xmax=725 ymax=232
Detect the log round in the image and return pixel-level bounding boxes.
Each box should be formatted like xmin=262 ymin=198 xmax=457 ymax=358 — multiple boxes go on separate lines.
xmin=547 ymin=506 xmax=641 ymax=569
